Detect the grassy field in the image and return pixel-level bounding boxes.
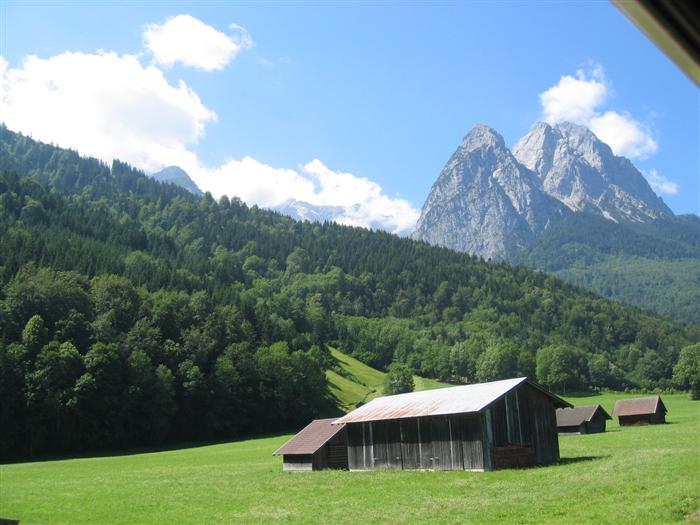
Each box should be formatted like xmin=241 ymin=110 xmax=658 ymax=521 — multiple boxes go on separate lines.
xmin=326 ymin=347 xmax=450 ymax=411
xmin=2 ymin=391 xmax=698 ymax=524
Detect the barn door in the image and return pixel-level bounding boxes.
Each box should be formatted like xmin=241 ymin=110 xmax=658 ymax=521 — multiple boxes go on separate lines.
xmin=371 ymin=421 xmax=389 ymax=469
xmin=400 ymin=419 xmax=420 ymax=469
xmin=430 ymin=416 xmax=455 ymax=470
xmin=460 ymin=414 xmax=484 ymax=470
xmin=386 ymin=422 xmax=403 ymax=469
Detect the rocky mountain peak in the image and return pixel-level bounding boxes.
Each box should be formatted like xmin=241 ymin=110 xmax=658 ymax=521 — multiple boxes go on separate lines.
xmin=459 ymin=123 xmax=507 ymax=151
xmin=151 ymin=165 xmax=203 ymax=196
xmin=513 ymin=121 xmax=671 ymax=221
xmin=412 ymin=124 xmax=569 ymax=260
xmin=413 ymin=121 xmax=674 ymax=260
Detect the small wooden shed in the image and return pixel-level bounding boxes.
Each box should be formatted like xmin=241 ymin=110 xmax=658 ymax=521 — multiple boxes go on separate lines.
xmin=556 ymin=405 xmax=611 ymax=434
xmin=612 ymin=396 xmax=667 ymax=426
xmin=273 ymin=418 xmax=348 ymax=471
xmin=333 ymin=377 xmax=570 ymax=471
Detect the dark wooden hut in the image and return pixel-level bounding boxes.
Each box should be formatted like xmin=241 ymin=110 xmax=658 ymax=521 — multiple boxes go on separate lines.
xmin=612 ymin=396 xmax=667 ymax=426
xmin=273 ymin=418 xmax=348 ymax=471
xmin=333 ymin=377 xmax=570 ymax=471
xmin=556 ymin=405 xmax=611 ymax=434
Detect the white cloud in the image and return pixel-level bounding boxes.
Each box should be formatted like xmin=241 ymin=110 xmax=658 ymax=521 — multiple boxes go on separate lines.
xmin=144 ymin=14 xmax=252 ymax=71
xmin=643 ymin=169 xmax=679 ymax=195
xmin=192 ymin=158 xmax=419 ymax=235
xmin=194 ymin=156 xmax=316 ymax=208
xmin=539 ymin=65 xmax=657 ymax=160
xmin=540 ymin=67 xmax=607 ymax=124
xmin=0 ymin=51 xmax=215 ymax=172
xmin=589 ymin=111 xmax=658 ymax=159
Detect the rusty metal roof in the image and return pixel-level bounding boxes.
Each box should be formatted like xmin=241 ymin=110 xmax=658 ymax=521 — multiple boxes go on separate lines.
xmin=612 ymin=396 xmax=666 ymax=417
xmin=333 ymin=377 xmax=570 ymax=425
xmin=273 ymin=418 xmax=345 ymax=456
xmin=556 ymin=405 xmax=611 ymax=427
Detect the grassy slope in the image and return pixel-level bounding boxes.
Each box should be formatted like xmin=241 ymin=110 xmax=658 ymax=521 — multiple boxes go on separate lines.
xmin=326 ymin=348 xmax=451 ymax=411
xmin=2 ymin=393 xmax=698 ymax=524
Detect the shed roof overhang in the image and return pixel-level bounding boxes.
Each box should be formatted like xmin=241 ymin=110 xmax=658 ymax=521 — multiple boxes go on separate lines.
xmin=273 ymin=418 xmax=346 ymax=456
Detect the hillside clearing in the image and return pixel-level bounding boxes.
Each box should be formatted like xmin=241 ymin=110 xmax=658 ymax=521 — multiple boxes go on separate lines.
xmin=2 ymin=393 xmax=698 ymax=524
xmin=326 ymin=347 xmax=451 ymax=411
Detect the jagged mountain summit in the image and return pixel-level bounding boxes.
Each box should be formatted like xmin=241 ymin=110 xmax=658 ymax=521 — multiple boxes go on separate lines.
xmin=413 ymin=122 xmax=674 ymax=260
xmin=513 ymin=122 xmax=672 ymax=222
xmin=151 ymin=166 xmax=203 ymax=196
xmin=412 ymin=124 xmax=569 ymax=260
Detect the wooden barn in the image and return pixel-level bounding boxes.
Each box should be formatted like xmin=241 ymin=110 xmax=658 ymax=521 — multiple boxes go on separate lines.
xmin=273 ymin=418 xmax=348 ymax=471
xmin=556 ymin=405 xmax=611 ymax=434
xmin=612 ymin=396 xmax=667 ymax=426
xmin=332 ymin=377 xmax=570 ymax=471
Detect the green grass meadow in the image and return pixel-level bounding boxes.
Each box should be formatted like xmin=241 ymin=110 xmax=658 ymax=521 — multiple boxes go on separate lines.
xmin=1 ymin=392 xmax=698 ymax=524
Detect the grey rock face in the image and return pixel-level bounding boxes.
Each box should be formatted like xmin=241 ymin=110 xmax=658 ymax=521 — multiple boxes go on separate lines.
xmin=513 ymin=122 xmax=672 ymax=222
xmin=412 ymin=125 xmax=570 ymax=260
xmin=413 ymin=121 xmax=674 ymax=260
xmin=151 ymin=166 xmax=203 ymax=196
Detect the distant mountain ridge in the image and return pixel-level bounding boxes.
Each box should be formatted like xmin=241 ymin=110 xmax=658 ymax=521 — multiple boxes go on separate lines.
xmin=151 ymin=166 xmax=203 ymax=196
xmin=413 ymin=121 xmax=673 ymax=260
xmin=271 ymin=198 xmax=347 ymax=224
xmin=271 ymin=198 xmax=407 ymax=235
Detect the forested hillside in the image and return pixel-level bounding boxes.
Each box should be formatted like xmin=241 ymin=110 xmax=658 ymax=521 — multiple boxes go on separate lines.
xmin=1 ymin=126 xmax=698 ymax=460
xmin=514 ymin=213 xmax=700 ymax=324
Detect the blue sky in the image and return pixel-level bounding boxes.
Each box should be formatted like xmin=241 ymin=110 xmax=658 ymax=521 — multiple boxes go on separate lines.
xmin=1 ymin=1 xmax=698 ymax=232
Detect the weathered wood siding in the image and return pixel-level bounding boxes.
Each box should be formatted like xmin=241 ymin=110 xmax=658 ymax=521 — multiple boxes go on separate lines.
xmin=283 ymin=454 xmax=313 ymax=471
xmin=482 ymin=383 xmax=560 ymax=467
xmin=586 ymin=417 xmax=606 ymax=434
xmin=618 ymin=409 xmax=665 ymax=426
xmin=345 ymin=383 xmax=561 ymax=471
xmin=311 ymin=428 xmax=348 ymax=470
xmin=557 ymin=424 xmax=585 ymax=434
xmin=347 ymin=414 xmax=484 ymax=471
xmin=283 ymin=428 xmax=348 ymax=471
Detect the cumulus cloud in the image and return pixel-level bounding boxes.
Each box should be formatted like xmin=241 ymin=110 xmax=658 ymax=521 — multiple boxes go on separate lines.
xmin=0 ymin=51 xmax=215 ymax=172
xmin=643 ymin=169 xmax=679 ymax=195
xmin=589 ymin=111 xmax=658 ymax=159
xmin=540 ymin=65 xmax=657 ymax=159
xmin=192 ymin=158 xmax=419 ymax=235
xmin=144 ymin=14 xmax=252 ymax=71
xmin=540 ymin=66 xmax=607 ymax=124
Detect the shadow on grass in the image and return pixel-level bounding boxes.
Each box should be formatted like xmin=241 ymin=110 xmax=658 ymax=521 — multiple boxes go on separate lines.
xmin=0 ymin=519 xmax=20 ymax=525
xmin=557 ymin=455 xmax=609 ymax=466
xmin=1 ymin=429 xmax=299 ymax=466
xmin=562 ymin=391 xmax=601 ymax=398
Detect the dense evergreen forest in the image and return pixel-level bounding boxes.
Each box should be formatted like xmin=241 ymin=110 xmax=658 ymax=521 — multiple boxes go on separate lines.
xmin=1 ymin=125 xmax=698 ymax=460
xmin=514 ymin=213 xmax=700 ymax=324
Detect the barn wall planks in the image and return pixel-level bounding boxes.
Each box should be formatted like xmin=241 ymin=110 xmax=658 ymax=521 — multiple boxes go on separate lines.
xmin=283 ymin=454 xmax=314 ymax=471
xmin=347 ymin=414 xmax=486 ymax=471
xmin=482 ymin=384 xmax=560 ymax=466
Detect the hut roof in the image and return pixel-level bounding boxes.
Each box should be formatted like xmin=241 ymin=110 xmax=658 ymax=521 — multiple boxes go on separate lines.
xmin=273 ymin=418 xmax=345 ymax=456
xmin=556 ymin=405 xmax=611 ymax=427
xmin=612 ymin=396 xmax=666 ymax=417
xmin=333 ymin=377 xmax=571 ymax=425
